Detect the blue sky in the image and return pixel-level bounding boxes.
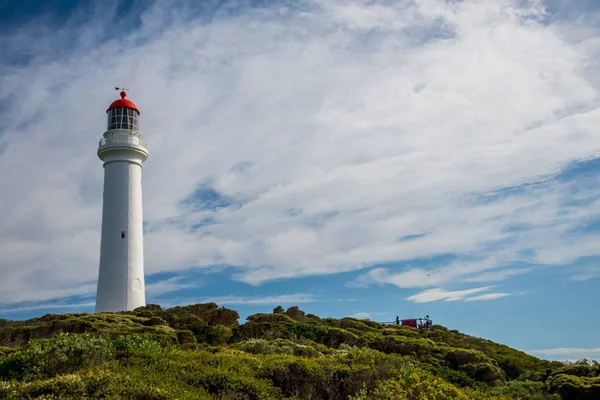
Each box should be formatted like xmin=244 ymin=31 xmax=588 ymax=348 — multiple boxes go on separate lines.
xmin=1 ymin=0 xmax=600 ymax=362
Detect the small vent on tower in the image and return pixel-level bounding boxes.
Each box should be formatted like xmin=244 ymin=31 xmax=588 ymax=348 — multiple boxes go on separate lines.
xmin=121 ymin=231 xmax=126 ymax=239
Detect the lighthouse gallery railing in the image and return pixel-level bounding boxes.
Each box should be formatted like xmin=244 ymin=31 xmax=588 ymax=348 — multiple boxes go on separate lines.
xmin=99 ymin=132 xmax=147 ymax=149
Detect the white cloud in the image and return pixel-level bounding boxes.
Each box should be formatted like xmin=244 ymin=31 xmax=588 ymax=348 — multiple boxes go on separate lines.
xmin=528 ymin=348 xmax=600 ymax=356
xmin=465 ymin=269 xmax=531 ymax=283
xmin=404 ymin=285 xmax=511 ymax=303
xmin=336 ymin=298 xmax=359 ymax=302
xmin=464 ymin=292 xmax=510 ymax=302
xmin=0 ymin=293 xmax=313 ymax=317
xmin=346 ymin=312 xmax=371 ymax=319
xmin=346 ymin=312 xmax=373 ymax=319
xmin=570 ymin=264 xmax=600 ymax=281
xmin=406 ymin=286 xmax=494 ymax=303
xmin=159 ymin=293 xmax=315 ymax=307
xmin=352 ymin=259 xmax=531 ymax=289
xmin=146 ymin=276 xmax=200 ymax=296
xmin=2 ymin=0 xmax=600 ymax=304
xmin=0 ymin=302 xmax=95 ymax=315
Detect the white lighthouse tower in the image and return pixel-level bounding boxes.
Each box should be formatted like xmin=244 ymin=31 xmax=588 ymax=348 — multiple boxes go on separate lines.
xmin=95 ymin=89 xmax=148 ymax=312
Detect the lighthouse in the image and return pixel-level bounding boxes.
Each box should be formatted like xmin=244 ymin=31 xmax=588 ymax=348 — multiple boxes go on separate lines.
xmin=95 ymin=90 xmax=148 ymax=312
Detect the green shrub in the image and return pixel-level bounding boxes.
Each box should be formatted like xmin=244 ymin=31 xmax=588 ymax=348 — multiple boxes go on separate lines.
xmin=305 ymin=313 xmax=322 ymax=323
xmin=236 ymin=339 xmax=294 ymax=355
xmin=162 ymin=303 xmax=239 ymax=329
xmin=289 ymin=323 xmax=329 ymax=342
xmin=186 ymin=322 xmax=232 ymax=345
xmin=186 ymin=370 xmax=278 ymax=399
xmin=285 ymin=306 xmax=307 ymax=322
xmin=322 ymin=327 xmax=360 ymax=348
xmin=112 ymin=335 xmax=170 ymax=359
xmin=176 ymin=330 xmax=197 ymax=345
xmin=0 ymin=333 xmax=112 ymax=380
xmin=109 ymin=326 xmax=179 ymax=347
xmin=0 ymin=368 xmax=204 ymax=400
xmin=0 ymin=347 xmax=14 ymax=357
xmin=184 ymin=302 xmax=219 ymax=316
xmin=487 ymin=379 xmax=560 ymax=400
xmin=246 ymin=313 xmax=296 ymax=324
xmin=235 ymin=339 xmax=322 ymax=358
xmin=143 ymin=316 xmax=168 ymax=327
xmin=259 ymin=356 xmax=327 ymax=398
xmin=349 ymin=381 xmax=410 ymax=400
xmin=349 ymin=376 xmax=469 ymax=400
xmin=337 ymin=318 xmax=379 ymax=333
xmin=432 ymin=366 xmax=477 ymax=388
xmin=133 ymin=303 xmax=164 ymax=318
xmin=549 ymin=373 xmax=600 ymax=400
xmin=0 ymin=305 xmax=569 ymax=400
xmin=199 ymin=307 xmax=240 ymax=327
xmin=552 ymin=364 xmax=600 ymax=378
xmin=370 ymin=335 xmax=439 ymax=358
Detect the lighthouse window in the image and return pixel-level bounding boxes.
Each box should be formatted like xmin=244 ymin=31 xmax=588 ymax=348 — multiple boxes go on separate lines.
xmin=107 ymin=108 xmax=139 ymax=131
xmin=121 ymin=231 xmax=126 ymax=239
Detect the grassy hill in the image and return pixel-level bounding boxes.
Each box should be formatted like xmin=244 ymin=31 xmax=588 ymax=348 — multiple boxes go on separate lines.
xmin=0 ymin=303 xmax=597 ymax=399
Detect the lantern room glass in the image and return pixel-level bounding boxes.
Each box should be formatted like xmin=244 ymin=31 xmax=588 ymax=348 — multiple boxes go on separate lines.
xmin=107 ymin=107 xmax=139 ymax=131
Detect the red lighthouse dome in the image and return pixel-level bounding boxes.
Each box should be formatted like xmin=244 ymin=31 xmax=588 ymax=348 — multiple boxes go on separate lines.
xmin=107 ymin=91 xmax=140 ymax=115
xmin=106 ymin=89 xmax=140 ymax=131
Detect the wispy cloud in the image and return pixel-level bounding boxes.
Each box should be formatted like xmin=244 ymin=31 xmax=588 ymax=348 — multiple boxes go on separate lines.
xmin=158 ymin=293 xmax=315 ymax=308
xmin=146 ymin=276 xmax=200 ymax=296
xmin=465 ymin=269 xmax=531 ymax=283
xmin=345 ymin=311 xmax=386 ymax=320
xmin=0 ymin=302 xmax=95 ymax=314
xmin=336 ymin=298 xmax=359 ymax=303
xmin=570 ymin=264 xmax=600 ymax=281
xmin=353 ymin=260 xmax=530 ymax=290
xmin=528 ymin=348 xmax=600 ymax=356
xmin=346 ymin=312 xmax=373 ymax=319
xmin=464 ymin=293 xmax=511 ymax=302
xmin=406 ymin=286 xmax=511 ymax=303
xmin=0 ymin=293 xmax=314 ymax=316
xmin=2 ymin=0 xmax=600 ymax=305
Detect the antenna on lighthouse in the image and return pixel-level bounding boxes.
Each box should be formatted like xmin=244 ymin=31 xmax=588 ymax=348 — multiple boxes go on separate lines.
xmin=115 ymin=87 xmax=129 ymax=92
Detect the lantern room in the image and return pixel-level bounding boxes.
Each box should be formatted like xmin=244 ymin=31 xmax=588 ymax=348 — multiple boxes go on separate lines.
xmin=106 ymin=91 xmax=140 ymax=131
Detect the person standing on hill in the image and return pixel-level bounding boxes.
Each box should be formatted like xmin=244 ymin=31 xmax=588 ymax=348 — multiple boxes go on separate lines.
xmin=425 ymin=315 xmax=432 ymax=328
xmin=395 ymin=316 xmax=400 ymax=325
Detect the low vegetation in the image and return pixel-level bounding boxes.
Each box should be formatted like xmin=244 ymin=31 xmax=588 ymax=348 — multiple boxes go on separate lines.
xmin=0 ymin=303 xmax=594 ymax=399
